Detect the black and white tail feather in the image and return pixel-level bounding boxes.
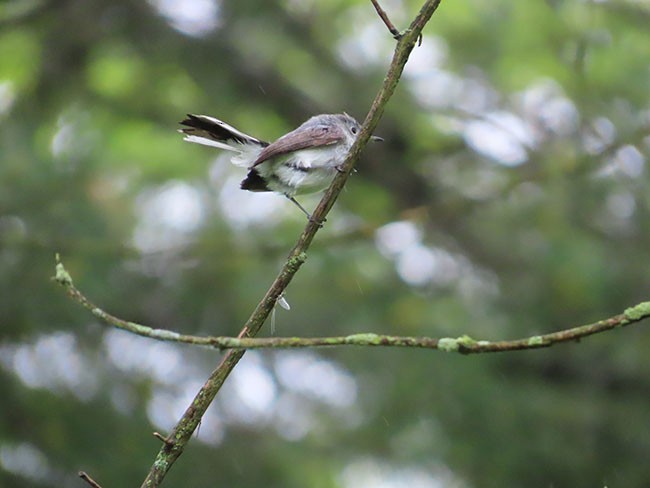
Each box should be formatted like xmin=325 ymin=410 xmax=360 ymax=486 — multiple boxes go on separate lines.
xmin=179 ymin=114 xmax=267 ymax=168
xmin=180 ymin=114 xmax=278 ymax=193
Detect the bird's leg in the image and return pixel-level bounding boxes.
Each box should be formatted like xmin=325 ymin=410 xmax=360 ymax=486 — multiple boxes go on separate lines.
xmin=285 ymin=195 xmax=325 ymax=227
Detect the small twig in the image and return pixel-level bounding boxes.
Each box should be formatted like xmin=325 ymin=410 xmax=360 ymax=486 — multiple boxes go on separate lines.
xmin=54 ymin=257 xmax=650 ymax=353
xmin=370 ymin=0 xmax=402 ymax=39
xmin=370 ymin=0 xmax=424 ymax=45
xmin=79 ymin=471 xmax=103 ymax=488
xmin=152 ymin=432 xmax=174 ymax=446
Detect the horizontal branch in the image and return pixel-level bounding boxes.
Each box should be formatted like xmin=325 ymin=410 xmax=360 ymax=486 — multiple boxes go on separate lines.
xmin=54 ymin=257 xmax=650 ymax=354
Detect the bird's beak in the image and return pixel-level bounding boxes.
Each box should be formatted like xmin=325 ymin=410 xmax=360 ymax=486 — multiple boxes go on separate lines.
xmin=371 ymin=135 xmax=384 ymax=142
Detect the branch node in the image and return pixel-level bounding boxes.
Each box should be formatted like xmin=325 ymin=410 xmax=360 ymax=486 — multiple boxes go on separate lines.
xmin=437 ymin=337 xmax=460 ymax=353
xmin=53 ymin=253 xmax=73 ymax=287
xmin=527 ymin=335 xmax=549 ymax=347
xmin=624 ymin=301 xmax=650 ymax=321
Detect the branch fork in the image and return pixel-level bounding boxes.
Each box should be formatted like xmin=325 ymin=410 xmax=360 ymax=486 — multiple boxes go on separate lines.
xmin=370 ymin=0 xmax=424 ymax=45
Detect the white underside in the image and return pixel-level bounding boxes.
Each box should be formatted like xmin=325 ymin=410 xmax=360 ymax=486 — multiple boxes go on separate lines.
xmin=184 ymin=132 xmax=346 ymax=196
xmin=255 ymin=146 xmax=344 ymax=195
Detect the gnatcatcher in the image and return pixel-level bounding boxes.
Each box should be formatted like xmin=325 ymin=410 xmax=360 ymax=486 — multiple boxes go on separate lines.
xmin=179 ymin=113 xmax=383 ymax=221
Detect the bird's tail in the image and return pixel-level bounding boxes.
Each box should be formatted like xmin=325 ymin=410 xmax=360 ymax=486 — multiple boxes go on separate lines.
xmin=179 ymin=114 xmax=268 ymax=167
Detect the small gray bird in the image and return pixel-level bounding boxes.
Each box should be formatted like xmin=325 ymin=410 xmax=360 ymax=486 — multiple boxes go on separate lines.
xmin=179 ymin=113 xmax=382 ymax=220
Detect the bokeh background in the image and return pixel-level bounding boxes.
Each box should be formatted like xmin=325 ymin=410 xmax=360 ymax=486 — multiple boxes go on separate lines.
xmin=2 ymin=0 xmax=650 ymax=486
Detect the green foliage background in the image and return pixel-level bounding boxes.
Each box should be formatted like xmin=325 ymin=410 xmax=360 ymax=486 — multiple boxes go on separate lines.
xmin=1 ymin=0 xmax=649 ymax=486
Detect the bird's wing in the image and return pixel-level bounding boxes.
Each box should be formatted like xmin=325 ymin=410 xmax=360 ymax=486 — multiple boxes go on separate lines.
xmin=252 ymin=123 xmax=345 ymax=167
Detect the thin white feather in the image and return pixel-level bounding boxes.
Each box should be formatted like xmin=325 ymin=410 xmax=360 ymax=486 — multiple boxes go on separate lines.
xmin=277 ymin=295 xmax=291 ymax=310
xmin=182 ymin=134 xmax=263 ymax=167
xmin=182 ymin=134 xmax=239 ymax=152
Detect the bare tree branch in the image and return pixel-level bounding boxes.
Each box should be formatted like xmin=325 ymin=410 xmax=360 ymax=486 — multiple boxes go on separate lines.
xmin=198 ymin=305 xmax=650 ymax=353
xmin=54 ymin=259 xmax=650 ymax=353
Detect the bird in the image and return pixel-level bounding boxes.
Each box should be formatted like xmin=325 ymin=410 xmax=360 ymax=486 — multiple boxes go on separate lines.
xmin=179 ymin=113 xmax=382 ymax=221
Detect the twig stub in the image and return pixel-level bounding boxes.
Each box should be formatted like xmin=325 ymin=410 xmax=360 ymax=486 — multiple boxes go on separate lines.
xmin=153 ymin=432 xmax=174 ymax=447
xmin=79 ymin=471 xmax=103 ymax=488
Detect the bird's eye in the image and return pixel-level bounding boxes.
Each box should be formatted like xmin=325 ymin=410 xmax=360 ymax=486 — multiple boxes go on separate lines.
xmin=350 ymin=126 xmax=358 ymax=134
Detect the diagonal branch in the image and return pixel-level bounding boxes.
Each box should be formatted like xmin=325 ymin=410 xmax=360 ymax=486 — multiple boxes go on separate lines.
xmin=134 ymin=2 xmax=444 ymax=486
xmin=54 ymin=261 xmax=650 ymax=353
